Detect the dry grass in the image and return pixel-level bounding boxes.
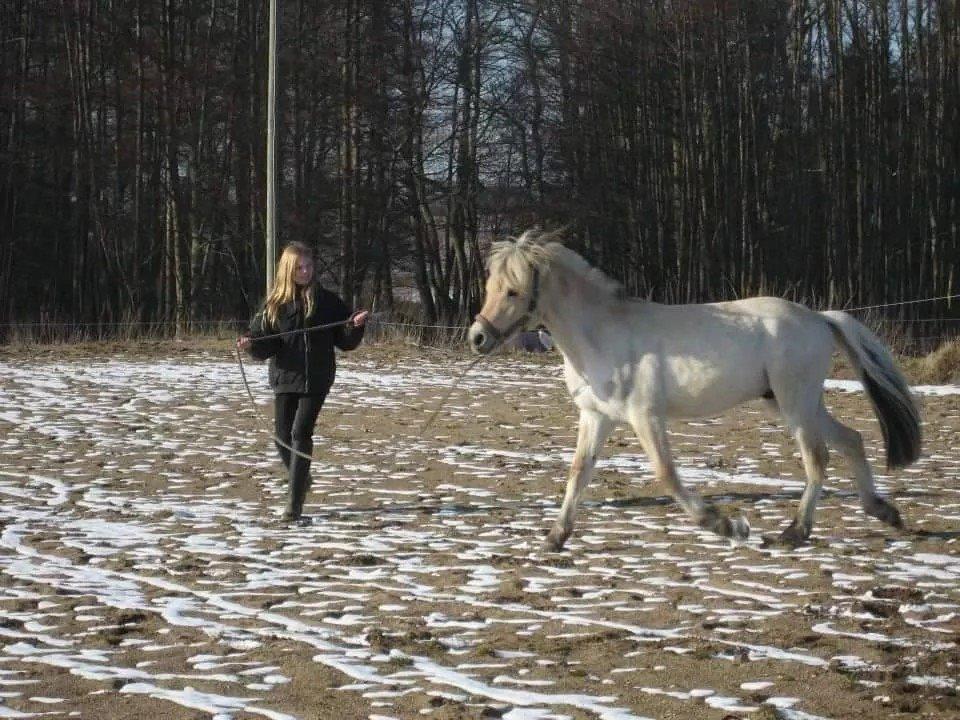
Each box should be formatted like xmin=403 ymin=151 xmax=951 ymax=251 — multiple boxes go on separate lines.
xmin=1 ymin=320 xmax=242 ymax=346
xmin=830 ymin=340 xmax=960 ymax=386
xmin=909 ymin=338 xmax=960 ymax=384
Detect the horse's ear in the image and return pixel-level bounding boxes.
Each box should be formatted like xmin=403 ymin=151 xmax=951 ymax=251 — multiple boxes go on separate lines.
xmin=515 ymin=226 xmax=568 ymax=246
xmin=514 ymin=227 xmax=539 ymax=245
xmin=538 ymin=225 xmax=570 ymax=246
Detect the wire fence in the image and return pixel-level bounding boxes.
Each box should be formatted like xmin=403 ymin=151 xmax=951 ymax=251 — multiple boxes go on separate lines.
xmin=842 ymin=293 xmax=960 ymax=313
xmin=1 ymin=293 xmax=957 ymax=351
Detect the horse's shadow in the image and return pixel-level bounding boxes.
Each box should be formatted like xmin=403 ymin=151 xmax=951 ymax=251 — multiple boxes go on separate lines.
xmin=909 ymin=528 xmax=960 ymax=540
xmin=595 ymin=486 xmax=936 ymax=508
xmin=301 ymin=487 xmax=959 ymax=540
xmin=598 ymin=488 xmax=960 ymax=541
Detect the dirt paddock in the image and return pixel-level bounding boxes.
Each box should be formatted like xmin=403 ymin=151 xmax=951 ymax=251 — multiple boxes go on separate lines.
xmin=0 ymin=342 xmax=957 ymax=719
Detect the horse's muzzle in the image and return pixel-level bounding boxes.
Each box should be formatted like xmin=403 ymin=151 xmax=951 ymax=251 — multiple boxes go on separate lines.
xmin=467 ymin=318 xmax=497 ymax=355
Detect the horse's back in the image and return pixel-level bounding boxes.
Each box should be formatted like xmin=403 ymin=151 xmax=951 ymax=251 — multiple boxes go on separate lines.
xmin=704 ymin=295 xmax=813 ymax=320
xmin=644 ymin=296 xmax=820 ymax=349
xmin=701 ymin=296 xmax=834 ymax=369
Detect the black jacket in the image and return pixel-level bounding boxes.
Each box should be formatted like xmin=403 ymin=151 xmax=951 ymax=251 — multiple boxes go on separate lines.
xmin=248 ymin=286 xmax=364 ymax=395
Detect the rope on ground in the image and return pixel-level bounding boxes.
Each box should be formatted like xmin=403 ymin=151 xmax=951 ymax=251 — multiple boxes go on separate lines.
xmin=418 ymin=355 xmax=486 ymax=436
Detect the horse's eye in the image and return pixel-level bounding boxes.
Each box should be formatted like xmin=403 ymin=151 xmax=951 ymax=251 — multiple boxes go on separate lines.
xmin=507 ymin=289 xmax=518 ymax=298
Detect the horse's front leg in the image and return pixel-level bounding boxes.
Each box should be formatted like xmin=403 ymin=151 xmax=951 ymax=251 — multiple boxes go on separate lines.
xmin=544 ymin=409 xmax=613 ymax=552
xmin=631 ymin=413 xmax=750 ymax=540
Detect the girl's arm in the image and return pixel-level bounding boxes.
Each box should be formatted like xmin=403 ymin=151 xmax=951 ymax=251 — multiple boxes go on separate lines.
xmin=332 ymin=295 xmax=366 ymax=351
xmin=240 ymin=310 xmax=282 ymax=359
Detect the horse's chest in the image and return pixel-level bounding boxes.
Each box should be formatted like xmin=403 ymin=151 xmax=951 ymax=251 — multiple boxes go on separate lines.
xmin=564 ymin=363 xmax=640 ymax=418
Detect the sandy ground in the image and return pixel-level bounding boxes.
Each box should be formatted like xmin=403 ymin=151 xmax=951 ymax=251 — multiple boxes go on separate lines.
xmin=0 ymin=341 xmax=958 ymax=720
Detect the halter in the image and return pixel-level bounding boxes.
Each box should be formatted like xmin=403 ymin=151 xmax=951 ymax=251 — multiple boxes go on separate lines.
xmin=474 ymin=267 xmax=540 ymax=348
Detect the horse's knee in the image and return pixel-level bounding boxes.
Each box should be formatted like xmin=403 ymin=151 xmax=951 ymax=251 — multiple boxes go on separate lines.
xmin=826 ymin=419 xmax=865 ymax=458
xmin=796 ymin=426 xmax=827 ymax=461
xmin=845 ymin=430 xmax=865 ymax=456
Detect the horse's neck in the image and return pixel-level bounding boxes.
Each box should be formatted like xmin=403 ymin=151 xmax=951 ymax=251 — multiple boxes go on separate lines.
xmin=540 ymin=264 xmax=614 ymax=374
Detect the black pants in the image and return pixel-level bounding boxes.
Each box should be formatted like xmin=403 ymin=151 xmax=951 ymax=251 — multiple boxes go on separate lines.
xmin=274 ymin=393 xmax=325 ymax=514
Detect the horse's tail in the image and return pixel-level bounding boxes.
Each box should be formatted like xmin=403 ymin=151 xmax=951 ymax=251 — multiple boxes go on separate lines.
xmin=821 ymin=310 xmax=921 ymax=469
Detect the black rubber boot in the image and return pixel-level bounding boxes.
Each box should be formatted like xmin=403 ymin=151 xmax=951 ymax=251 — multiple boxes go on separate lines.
xmin=282 ymin=454 xmax=311 ymax=522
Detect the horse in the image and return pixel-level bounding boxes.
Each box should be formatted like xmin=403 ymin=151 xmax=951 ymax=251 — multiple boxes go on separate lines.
xmin=467 ymin=229 xmax=921 ymax=551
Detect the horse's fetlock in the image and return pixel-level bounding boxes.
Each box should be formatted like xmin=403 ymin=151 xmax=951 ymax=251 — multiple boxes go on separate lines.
xmin=714 ymin=517 xmax=734 ymax=537
xmin=729 ymin=515 xmax=751 ymax=540
xmin=697 ymin=505 xmax=719 ymax=526
xmin=697 ymin=505 xmax=722 ymax=529
xmin=698 ymin=506 xmax=736 ymax=537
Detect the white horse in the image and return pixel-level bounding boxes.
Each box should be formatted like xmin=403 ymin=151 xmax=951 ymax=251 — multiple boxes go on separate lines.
xmin=468 ymin=230 xmax=921 ymax=551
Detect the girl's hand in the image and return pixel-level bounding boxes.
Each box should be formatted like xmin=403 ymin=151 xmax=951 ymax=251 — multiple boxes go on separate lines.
xmin=236 ymin=334 xmax=252 ymax=352
xmin=349 ymin=310 xmax=370 ymax=328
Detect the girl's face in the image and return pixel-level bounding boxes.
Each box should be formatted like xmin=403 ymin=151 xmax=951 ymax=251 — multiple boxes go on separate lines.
xmin=294 ymin=255 xmax=314 ymax=287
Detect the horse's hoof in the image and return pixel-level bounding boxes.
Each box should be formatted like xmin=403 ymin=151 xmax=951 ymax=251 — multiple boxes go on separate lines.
xmin=865 ymin=496 xmax=903 ymax=529
xmin=698 ymin=506 xmax=720 ymax=531
xmin=699 ymin=506 xmax=748 ymax=539
xmin=778 ymin=520 xmax=811 ymax=547
xmin=729 ymin=515 xmax=751 ymax=541
xmin=543 ymin=529 xmax=567 ymax=553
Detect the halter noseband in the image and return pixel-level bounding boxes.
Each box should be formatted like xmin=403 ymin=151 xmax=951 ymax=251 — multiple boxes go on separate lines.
xmin=474 ymin=267 xmax=540 ymax=347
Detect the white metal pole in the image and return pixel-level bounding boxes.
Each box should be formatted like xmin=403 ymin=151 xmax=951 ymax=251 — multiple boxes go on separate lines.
xmin=266 ymin=0 xmax=278 ymax=293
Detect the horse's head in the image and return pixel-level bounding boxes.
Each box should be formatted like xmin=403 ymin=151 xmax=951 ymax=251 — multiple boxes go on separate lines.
xmin=469 ymin=230 xmax=551 ymax=355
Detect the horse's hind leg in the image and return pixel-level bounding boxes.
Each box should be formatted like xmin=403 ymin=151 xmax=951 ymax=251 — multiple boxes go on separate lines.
xmin=820 ymin=408 xmax=903 ymax=529
xmin=780 ymin=423 xmax=829 ymax=545
xmin=631 ymin=413 xmax=749 ymax=540
xmin=544 ymin=409 xmax=613 ymax=552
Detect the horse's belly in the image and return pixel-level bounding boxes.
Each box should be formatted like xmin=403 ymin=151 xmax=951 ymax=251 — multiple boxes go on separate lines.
xmin=563 ymin=351 xmax=767 ymax=421
xmin=663 ymin=389 xmax=757 ymax=419
xmin=661 ymin=362 xmax=767 ymax=418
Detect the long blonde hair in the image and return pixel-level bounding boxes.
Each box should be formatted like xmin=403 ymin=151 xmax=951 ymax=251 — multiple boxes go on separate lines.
xmin=263 ymin=242 xmax=315 ymax=328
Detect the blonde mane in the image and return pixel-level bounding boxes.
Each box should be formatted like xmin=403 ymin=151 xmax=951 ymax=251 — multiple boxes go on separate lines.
xmin=487 ymin=229 xmax=624 ymax=299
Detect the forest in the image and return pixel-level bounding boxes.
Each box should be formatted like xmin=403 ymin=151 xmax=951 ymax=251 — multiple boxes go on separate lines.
xmin=1 ymin=0 xmax=957 ymax=341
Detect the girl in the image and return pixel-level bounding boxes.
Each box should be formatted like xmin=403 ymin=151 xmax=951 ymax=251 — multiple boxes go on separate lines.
xmin=237 ymin=242 xmax=368 ymax=522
